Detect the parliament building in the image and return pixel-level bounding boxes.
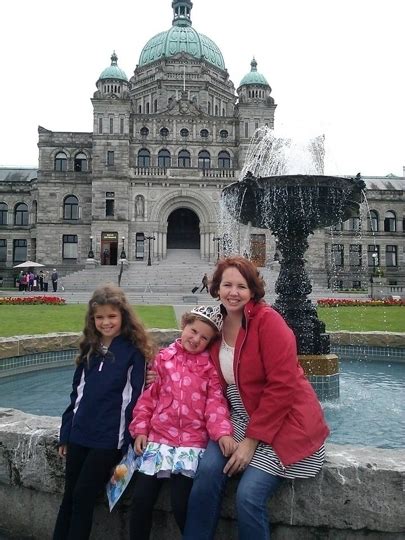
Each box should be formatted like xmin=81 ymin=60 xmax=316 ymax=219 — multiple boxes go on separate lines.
xmin=0 ymin=0 xmax=404 ymax=290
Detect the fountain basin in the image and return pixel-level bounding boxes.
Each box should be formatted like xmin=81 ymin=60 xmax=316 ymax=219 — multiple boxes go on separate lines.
xmin=222 ymin=173 xmax=365 ymax=232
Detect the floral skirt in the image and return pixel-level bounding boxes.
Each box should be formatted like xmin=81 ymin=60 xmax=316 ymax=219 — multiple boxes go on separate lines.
xmin=136 ymin=442 xmax=205 ymax=478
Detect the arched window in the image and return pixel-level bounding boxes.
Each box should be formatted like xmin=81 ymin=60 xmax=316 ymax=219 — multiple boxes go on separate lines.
xmin=140 ymin=126 xmax=149 ymax=137
xmin=0 ymin=202 xmax=8 ymax=225
xmin=198 ymin=150 xmax=211 ymax=170
xmin=74 ymin=152 xmax=88 ymax=172
xmin=219 ymin=129 xmax=229 ymax=139
xmin=146 ymin=103 xmax=150 ymax=114
xmin=160 ymin=127 xmax=169 ymax=137
xmin=180 ymin=128 xmax=189 ymax=137
xmin=14 ymin=203 xmax=28 ymax=226
xmin=63 ymin=195 xmax=79 ymax=220
xmin=368 ymin=210 xmax=379 ymax=232
xmin=154 ymin=99 xmax=158 ymax=113
xmin=208 ymin=102 xmax=211 ymax=115
xmin=384 ymin=211 xmax=396 ymax=232
xmin=178 ymin=149 xmax=191 ymax=168
xmin=218 ymin=150 xmax=231 ymax=169
xmin=55 ymin=152 xmax=67 ymax=172
xmin=200 ymin=129 xmax=209 ymax=138
xmin=138 ymin=148 xmax=150 ymax=167
xmin=215 ymin=105 xmax=219 ymax=116
xmin=158 ymin=149 xmax=171 ymax=168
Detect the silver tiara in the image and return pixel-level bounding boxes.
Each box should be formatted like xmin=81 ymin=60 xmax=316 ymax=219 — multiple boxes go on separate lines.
xmin=191 ymin=305 xmax=223 ymax=332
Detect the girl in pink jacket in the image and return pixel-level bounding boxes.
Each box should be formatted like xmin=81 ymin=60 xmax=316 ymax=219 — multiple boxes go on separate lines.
xmin=128 ymin=305 xmax=236 ymax=540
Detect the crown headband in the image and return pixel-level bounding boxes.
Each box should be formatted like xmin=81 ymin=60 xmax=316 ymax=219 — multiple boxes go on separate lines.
xmin=191 ymin=305 xmax=223 ymax=332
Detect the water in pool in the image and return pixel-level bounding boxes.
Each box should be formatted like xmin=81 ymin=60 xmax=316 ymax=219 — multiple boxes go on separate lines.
xmin=0 ymin=360 xmax=404 ymax=449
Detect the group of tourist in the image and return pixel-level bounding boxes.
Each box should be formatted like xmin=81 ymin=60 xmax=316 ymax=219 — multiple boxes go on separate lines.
xmin=53 ymin=255 xmax=329 ymax=540
xmin=17 ymin=269 xmax=59 ymax=293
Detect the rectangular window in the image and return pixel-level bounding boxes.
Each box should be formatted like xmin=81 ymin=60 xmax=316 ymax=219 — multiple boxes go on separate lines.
xmin=349 ymin=244 xmax=362 ymax=266
xmin=331 ymin=244 xmax=344 ymax=267
xmin=13 ymin=239 xmax=27 ymax=262
xmin=106 ymin=199 xmax=115 ymax=217
xmin=244 ymin=122 xmax=249 ymax=138
xmin=107 ymin=151 xmax=114 ymax=166
xmin=352 ymin=280 xmax=362 ymax=290
xmin=62 ymin=235 xmax=78 ymax=259
xmin=0 ymin=239 xmax=6 ymax=262
xmin=368 ymin=244 xmax=380 ymax=267
xmin=109 ymin=117 xmax=114 ymax=134
xmin=98 ymin=117 xmax=103 ymax=134
xmin=386 ymin=245 xmax=397 ymax=267
xmin=120 ymin=118 xmax=124 ymax=134
xmin=348 ymin=217 xmax=361 ymax=231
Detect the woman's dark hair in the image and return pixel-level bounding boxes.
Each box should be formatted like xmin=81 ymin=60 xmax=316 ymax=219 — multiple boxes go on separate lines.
xmin=209 ymin=256 xmax=265 ymax=302
xmin=76 ymin=283 xmax=156 ymax=365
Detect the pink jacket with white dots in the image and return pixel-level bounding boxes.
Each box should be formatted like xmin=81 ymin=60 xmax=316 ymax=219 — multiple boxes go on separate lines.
xmin=129 ymin=339 xmax=233 ymax=448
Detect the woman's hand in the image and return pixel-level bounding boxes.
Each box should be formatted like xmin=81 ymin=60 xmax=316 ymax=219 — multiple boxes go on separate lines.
xmin=145 ymin=368 xmax=157 ymax=387
xmin=218 ymin=435 xmax=238 ymax=457
xmin=134 ymin=434 xmax=148 ymax=455
xmin=58 ymin=444 xmax=67 ymax=458
xmin=223 ymin=437 xmax=259 ymax=476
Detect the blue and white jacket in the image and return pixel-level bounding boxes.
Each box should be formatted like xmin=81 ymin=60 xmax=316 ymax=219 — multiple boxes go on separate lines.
xmin=59 ymin=335 xmax=145 ymax=451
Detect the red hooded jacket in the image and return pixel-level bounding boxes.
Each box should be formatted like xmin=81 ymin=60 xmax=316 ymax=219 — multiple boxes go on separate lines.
xmin=210 ymin=300 xmax=330 ymax=466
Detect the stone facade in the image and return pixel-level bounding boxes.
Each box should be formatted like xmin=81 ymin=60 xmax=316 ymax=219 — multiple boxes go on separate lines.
xmin=0 ymin=1 xmax=404 ymax=291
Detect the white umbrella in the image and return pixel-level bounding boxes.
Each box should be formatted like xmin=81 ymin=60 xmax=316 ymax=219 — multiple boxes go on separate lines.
xmin=13 ymin=260 xmax=45 ymax=268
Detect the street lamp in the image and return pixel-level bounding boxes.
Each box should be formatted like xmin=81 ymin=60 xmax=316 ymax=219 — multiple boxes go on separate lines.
xmin=120 ymin=236 xmax=126 ymax=260
xmin=88 ymin=236 xmax=94 ymax=259
xmin=145 ymin=235 xmax=156 ymax=266
xmin=213 ymin=236 xmax=221 ymax=262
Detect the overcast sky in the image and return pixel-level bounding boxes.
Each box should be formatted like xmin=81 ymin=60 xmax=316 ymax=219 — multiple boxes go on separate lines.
xmin=1 ymin=0 xmax=403 ymax=176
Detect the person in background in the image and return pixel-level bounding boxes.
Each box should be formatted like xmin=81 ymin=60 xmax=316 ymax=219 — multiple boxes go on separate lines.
xmin=183 ymin=256 xmax=329 ymax=540
xmin=51 ymin=269 xmax=58 ymax=292
xmin=200 ymin=272 xmax=209 ymax=293
xmin=128 ymin=305 xmax=236 ymax=540
xmin=52 ymin=283 xmax=155 ymax=540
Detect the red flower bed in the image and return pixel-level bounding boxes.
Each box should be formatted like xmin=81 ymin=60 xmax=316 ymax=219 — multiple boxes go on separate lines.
xmin=317 ymin=298 xmax=405 ymax=307
xmin=0 ymin=295 xmax=66 ymax=305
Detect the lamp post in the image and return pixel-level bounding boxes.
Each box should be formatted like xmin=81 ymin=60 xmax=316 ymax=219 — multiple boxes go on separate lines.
xmin=145 ymin=235 xmax=156 ymax=266
xmin=213 ymin=236 xmax=221 ymax=262
xmin=120 ymin=236 xmax=126 ymax=260
xmin=88 ymin=236 xmax=94 ymax=259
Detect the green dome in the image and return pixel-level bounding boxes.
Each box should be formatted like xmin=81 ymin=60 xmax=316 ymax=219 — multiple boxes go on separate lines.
xmin=239 ymin=58 xmax=268 ymax=86
xmin=99 ymin=52 xmax=128 ymax=82
xmin=139 ymin=1 xmax=225 ymax=70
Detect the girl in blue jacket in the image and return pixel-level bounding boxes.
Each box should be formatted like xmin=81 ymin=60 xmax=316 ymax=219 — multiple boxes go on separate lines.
xmin=53 ymin=283 xmax=155 ymax=540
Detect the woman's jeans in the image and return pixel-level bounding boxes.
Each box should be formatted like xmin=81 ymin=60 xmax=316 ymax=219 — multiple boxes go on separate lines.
xmin=183 ymin=440 xmax=283 ymax=540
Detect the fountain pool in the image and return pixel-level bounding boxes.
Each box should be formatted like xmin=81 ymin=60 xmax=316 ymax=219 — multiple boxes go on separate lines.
xmin=0 ymin=359 xmax=403 ymax=449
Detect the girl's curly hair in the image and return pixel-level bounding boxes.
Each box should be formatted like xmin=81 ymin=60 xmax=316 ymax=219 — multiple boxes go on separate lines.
xmin=76 ymin=283 xmax=156 ymax=365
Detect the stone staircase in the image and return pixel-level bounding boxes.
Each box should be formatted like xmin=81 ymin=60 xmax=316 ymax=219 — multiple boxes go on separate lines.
xmin=58 ymin=249 xmax=367 ymax=305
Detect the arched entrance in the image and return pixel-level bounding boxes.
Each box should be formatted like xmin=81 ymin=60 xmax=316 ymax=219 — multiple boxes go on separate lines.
xmin=167 ymin=208 xmax=200 ymax=248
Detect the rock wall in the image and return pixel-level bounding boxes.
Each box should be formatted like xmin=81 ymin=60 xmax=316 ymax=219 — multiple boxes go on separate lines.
xmin=0 ymin=408 xmax=404 ymax=539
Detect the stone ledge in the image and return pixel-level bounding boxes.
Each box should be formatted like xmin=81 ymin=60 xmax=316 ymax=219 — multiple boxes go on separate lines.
xmin=329 ymin=331 xmax=405 ymax=349
xmin=0 ymin=408 xmax=404 ymax=539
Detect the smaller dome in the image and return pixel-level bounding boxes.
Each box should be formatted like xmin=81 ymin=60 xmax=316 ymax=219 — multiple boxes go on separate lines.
xmin=99 ymin=52 xmax=128 ymax=82
xmin=239 ymin=58 xmax=268 ymax=86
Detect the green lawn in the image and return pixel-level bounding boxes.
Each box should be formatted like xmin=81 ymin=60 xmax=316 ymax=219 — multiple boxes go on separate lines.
xmin=317 ymin=306 xmax=404 ymax=332
xmin=0 ymin=304 xmax=403 ymax=337
xmin=0 ymin=305 xmax=178 ymax=337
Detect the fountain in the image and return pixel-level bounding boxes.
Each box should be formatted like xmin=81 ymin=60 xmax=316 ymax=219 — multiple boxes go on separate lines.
xmin=222 ymin=128 xmax=366 ymax=398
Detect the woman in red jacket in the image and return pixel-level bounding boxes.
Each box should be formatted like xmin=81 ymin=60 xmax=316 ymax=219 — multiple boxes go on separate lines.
xmin=183 ymin=256 xmax=329 ymax=540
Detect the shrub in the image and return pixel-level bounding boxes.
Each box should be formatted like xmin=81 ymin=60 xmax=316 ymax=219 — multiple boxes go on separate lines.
xmin=317 ymin=298 xmax=405 ymax=307
xmin=0 ymin=295 xmax=66 ymax=305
